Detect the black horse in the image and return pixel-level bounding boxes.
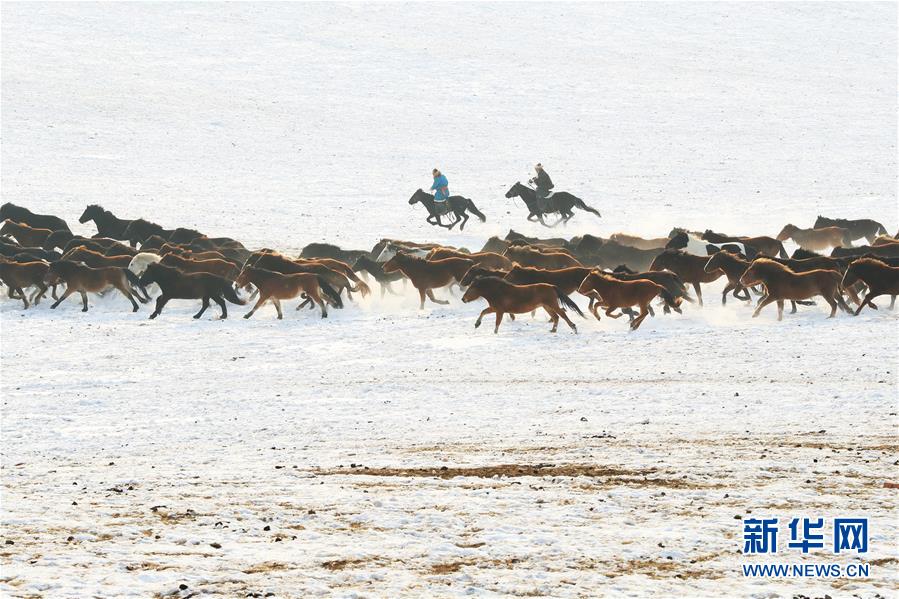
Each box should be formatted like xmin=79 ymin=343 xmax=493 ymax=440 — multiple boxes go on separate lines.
xmin=0 ymin=202 xmax=71 ymax=233
xmin=814 ymin=216 xmax=888 ymax=244
xmin=408 ymin=189 xmax=486 ymax=231
xmin=79 ymin=205 xmax=137 ymax=241
xmin=504 ymin=182 xmax=600 ymax=227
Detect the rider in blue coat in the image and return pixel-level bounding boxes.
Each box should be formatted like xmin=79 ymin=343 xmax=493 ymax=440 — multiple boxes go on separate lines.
xmin=431 ymin=169 xmax=449 ymax=202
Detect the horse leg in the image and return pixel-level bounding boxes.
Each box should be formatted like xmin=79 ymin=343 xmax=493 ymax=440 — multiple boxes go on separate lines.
xmin=776 ymin=299 xmax=784 ymax=321
xmin=149 ymin=295 xmax=170 ymax=319
xmin=721 ymin=282 xmax=734 ymax=305
xmin=752 ymin=295 xmax=776 ymax=318
xmin=630 ymin=305 xmax=650 ymax=330
xmin=494 ymin=311 xmax=505 ymax=334
xmin=78 ymin=290 xmax=90 ymax=312
xmin=17 ymin=287 xmax=29 ymax=309
xmin=823 ymin=294 xmax=837 ymax=318
xmin=245 ymin=294 xmax=268 ymax=319
xmin=854 ymin=292 xmax=880 ymax=316
xmin=273 ymin=297 xmax=284 ymax=320
xmin=214 ymin=294 xmax=228 ymax=319
xmin=295 ymin=297 xmax=312 ymax=311
xmin=51 ymin=288 xmax=76 ymax=309
xmin=113 ymin=281 xmax=140 ymax=312
xmin=692 ymin=283 xmax=703 ymax=307
xmin=890 ymin=295 xmax=896 ymax=310
xmin=604 ymin=307 xmax=622 ymax=319
xmin=458 ymin=211 xmax=469 ymax=231
xmin=547 ymin=309 xmax=559 ymax=333
xmin=379 ymin=283 xmax=387 ymax=299
xmin=417 ymin=287 xmax=427 ymax=310
xmin=426 ymin=289 xmax=449 ymax=305
xmin=735 ymin=285 xmax=751 ymax=301
xmin=555 ymin=307 xmax=577 ymax=333
xmin=475 ymin=306 xmax=495 ymax=328
xmin=194 ymin=296 xmax=211 ymax=319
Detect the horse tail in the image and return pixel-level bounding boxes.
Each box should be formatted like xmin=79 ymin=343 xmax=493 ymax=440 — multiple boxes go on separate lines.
xmin=572 ymin=197 xmax=601 ymax=219
xmin=318 ymin=277 xmax=344 ymax=309
xmin=351 ymin=279 xmax=371 ymax=298
xmin=658 ymin=287 xmax=681 ymax=312
xmin=554 ymin=286 xmax=584 ymax=318
xmin=122 ymin=267 xmax=151 ymax=301
xmin=223 ymin=284 xmax=246 ymax=305
xmin=777 ymin=241 xmax=788 ymax=259
xmin=466 ymin=199 xmax=486 ymax=222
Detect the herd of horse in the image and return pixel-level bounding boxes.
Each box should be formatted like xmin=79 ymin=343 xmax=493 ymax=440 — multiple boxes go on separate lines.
xmin=1 ymin=202 xmax=897 ymax=333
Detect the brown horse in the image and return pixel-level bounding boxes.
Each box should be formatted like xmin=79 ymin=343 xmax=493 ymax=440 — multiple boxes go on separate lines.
xmin=577 ymin=271 xmax=677 ymax=329
xmin=243 ymin=251 xmax=347 ymax=307
xmin=382 ymin=252 xmax=473 ymax=309
xmin=649 ymin=249 xmax=723 ymax=306
xmin=294 ymin=257 xmax=371 ymax=298
xmin=235 ymin=266 xmax=331 ymax=319
xmin=841 ymin=258 xmax=899 ymax=315
xmin=609 ymin=233 xmax=669 ymax=250
xmin=776 ymin=224 xmax=850 ymax=251
xmin=503 ymin=245 xmax=582 ymax=270
xmin=62 ymin=245 xmax=133 ymax=268
xmin=872 ymin=235 xmax=899 ymax=247
xmin=427 ymin=247 xmax=513 ymax=270
xmin=138 ymin=262 xmax=245 ymax=319
xmin=461 ymin=276 xmax=581 ymax=333
xmin=739 ymin=259 xmax=848 ymax=320
xmin=45 ymin=260 xmax=140 ymax=312
xmin=703 ymin=251 xmax=752 ymax=304
xmin=0 ymin=220 xmax=55 ymax=247
xmin=161 ymin=253 xmax=240 ymax=281
xmin=0 ymin=258 xmax=49 ymax=308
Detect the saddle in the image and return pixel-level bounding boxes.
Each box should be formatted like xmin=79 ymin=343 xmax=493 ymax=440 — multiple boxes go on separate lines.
xmin=434 ymin=200 xmax=453 ymax=216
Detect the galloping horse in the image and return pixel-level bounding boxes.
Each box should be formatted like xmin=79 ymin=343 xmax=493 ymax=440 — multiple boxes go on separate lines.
xmin=739 ymin=259 xmax=848 ymax=320
xmin=841 ymin=258 xmax=899 ymax=315
xmin=814 ymin=216 xmax=888 ymax=244
xmin=461 ymin=276 xmax=581 ymax=334
xmin=79 ymin=205 xmax=137 ymax=241
xmin=408 ymin=189 xmax=486 ymax=230
xmin=504 ymin=182 xmax=601 ymax=227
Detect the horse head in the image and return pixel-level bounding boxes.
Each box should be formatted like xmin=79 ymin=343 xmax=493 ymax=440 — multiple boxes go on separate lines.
xmin=408 ymin=189 xmax=429 ymax=205
xmin=666 ymin=231 xmax=688 ymax=249
xmin=79 ymin=204 xmax=103 ymax=224
xmin=505 ymin=182 xmax=529 ymax=199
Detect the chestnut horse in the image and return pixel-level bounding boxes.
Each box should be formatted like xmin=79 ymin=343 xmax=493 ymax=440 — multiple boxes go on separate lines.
xmin=45 ymin=260 xmax=141 ymax=312
xmin=649 ymin=249 xmax=723 ymax=306
xmin=703 ymin=250 xmax=752 ymax=304
xmin=0 ymin=220 xmax=55 ymax=247
xmin=235 ymin=266 xmax=332 ymax=319
xmin=739 ymin=259 xmax=848 ymax=320
xmin=382 ymin=252 xmax=473 ymax=309
xmin=577 ymin=271 xmax=678 ymax=329
xmin=841 ymin=258 xmax=899 ymax=315
xmin=503 ymin=245 xmax=582 ymax=270
xmin=461 ymin=276 xmax=581 ymax=333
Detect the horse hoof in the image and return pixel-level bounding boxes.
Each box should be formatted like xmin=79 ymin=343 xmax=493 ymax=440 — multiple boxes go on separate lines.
xmin=243 ymin=314 xmax=251 ymax=319
xmin=82 ymin=308 xmax=88 ymax=312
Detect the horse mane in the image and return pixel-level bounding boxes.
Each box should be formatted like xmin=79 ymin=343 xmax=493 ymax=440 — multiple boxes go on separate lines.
xmin=752 ymin=257 xmax=794 ymax=273
xmin=792 ymin=248 xmax=823 ymax=259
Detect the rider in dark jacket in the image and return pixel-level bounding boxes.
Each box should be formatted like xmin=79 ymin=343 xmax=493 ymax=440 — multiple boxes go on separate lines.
xmin=529 ymin=163 xmax=554 ymax=200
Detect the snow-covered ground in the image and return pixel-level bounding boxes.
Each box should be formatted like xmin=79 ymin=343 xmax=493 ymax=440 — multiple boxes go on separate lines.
xmin=1 ymin=3 xmax=897 ymax=597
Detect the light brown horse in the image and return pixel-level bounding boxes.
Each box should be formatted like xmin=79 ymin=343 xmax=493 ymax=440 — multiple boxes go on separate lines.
xmin=461 ymin=276 xmax=581 ymax=333
xmin=0 ymin=258 xmax=49 ymax=308
xmin=44 ymin=260 xmax=140 ymax=312
xmin=649 ymin=249 xmax=723 ymax=306
xmin=841 ymin=258 xmax=899 ymax=315
xmin=235 ymin=266 xmax=330 ymax=319
xmin=739 ymin=258 xmax=847 ymax=320
xmin=0 ymin=220 xmax=55 ymax=247
xmin=382 ymin=252 xmax=473 ymax=309
xmin=503 ymin=245 xmax=582 ymax=270
xmin=609 ymin=233 xmax=669 ymax=250
xmin=577 ymin=270 xmax=677 ymax=329
xmin=427 ymin=247 xmax=513 ymax=270
xmin=776 ymin=224 xmax=850 ymax=251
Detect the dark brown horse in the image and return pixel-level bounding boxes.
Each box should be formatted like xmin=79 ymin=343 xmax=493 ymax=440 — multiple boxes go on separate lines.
xmin=0 ymin=220 xmax=55 ymax=247
xmin=352 ymin=255 xmax=407 ymax=298
xmin=139 ymin=262 xmax=245 ymax=319
xmin=649 ymin=249 xmax=723 ymax=306
xmin=0 ymin=203 xmax=70 ymax=233
xmin=461 ymin=276 xmax=581 ymax=333
xmin=0 ymin=258 xmax=50 ymax=308
xmin=841 ymin=258 xmax=899 ymax=315
xmin=814 ymin=216 xmax=888 ymax=244
xmin=703 ymin=251 xmax=752 ymax=304
xmin=79 ymin=205 xmax=137 ymax=240
xmin=701 ymin=230 xmax=787 ymax=258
